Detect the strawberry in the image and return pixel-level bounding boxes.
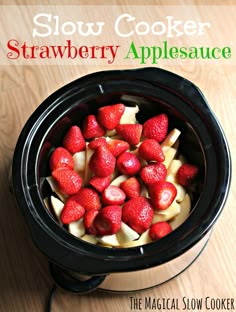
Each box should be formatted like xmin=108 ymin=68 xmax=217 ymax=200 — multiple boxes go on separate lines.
xmin=70 ymin=187 xmax=101 ymax=211
xmin=63 ymin=125 xmax=86 ymax=154
xmin=94 ymin=205 xmax=122 ymax=235
xmin=120 ymin=177 xmax=140 ymax=198
xmin=60 ymin=199 xmax=85 ymax=224
xmin=149 ymin=222 xmax=172 ymax=241
xmin=102 ymin=185 xmax=126 ymax=205
xmin=89 ymin=145 xmax=116 ymax=177
xmin=117 ymin=152 xmax=141 ymax=176
xmin=83 ymin=209 xmax=99 ymax=235
xmin=149 ymin=181 xmax=177 ymax=210
xmin=97 ymin=103 xmax=125 ymax=130
xmin=116 ymin=124 xmax=143 ymax=145
xmin=107 ymin=139 xmax=130 ymax=157
xmin=50 ymin=147 xmax=74 ymax=171
xmin=143 ymin=114 xmax=168 ymax=142
xmin=52 ymin=169 xmax=82 ymax=195
xmin=140 ymin=163 xmax=167 ymax=185
xmin=89 ymin=175 xmax=111 ymax=193
xmin=138 ymin=139 xmax=165 ymax=162
xmin=122 ymin=197 xmax=154 ymax=234
xmin=176 ymin=163 xmax=199 ymax=187
xmin=88 ymin=137 xmax=107 ymax=150
xmin=83 ymin=115 xmax=106 ymax=139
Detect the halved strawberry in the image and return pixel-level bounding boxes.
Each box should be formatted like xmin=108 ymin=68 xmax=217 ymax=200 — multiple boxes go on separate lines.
xmin=52 ymin=169 xmax=82 ymax=195
xmin=107 ymin=139 xmax=130 ymax=157
xmin=138 ymin=139 xmax=165 ymax=162
xmin=117 ymin=152 xmax=141 ymax=176
xmin=63 ymin=126 xmax=86 ymax=154
xmin=83 ymin=115 xmax=106 ymax=139
xmin=94 ymin=205 xmax=122 ymax=235
xmin=143 ymin=114 xmax=168 ymax=142
xmin=102 ymin=185 xmax=126 ymax=205
xmin=176 ymin=163 xmax=199 ymax=187
xmin=89 ymin=175 xmax=111 ymax=193
xmin=89 ymin=145 xmax=116 ymax=177
xmin=50 ymin=147 xmax=74 ymax=171
xmin=70 ymin=187 xmax=101 ymax=211
xmin=140 ymin=163 xmax=167 ymax=185
xmin=88 ymin=137 xmax=107 ymax=150
xmin=122 ymin=197 xmax=154 ymax=234
xmin=149 ymin=222 xmax=172 ymax=241
xmin=116 ymin=124 xmax=143 ymax=146
xmin=149 ymin=181 xmax=177 ymax=210
xmin=97 ymin=103 xmax=125 ymax=130
xmin=60 ymin=200 xmax=85 ymax=224
xmin=120 ymin=177 xmax=140 ymax=198
xmin=84 ymin=209 xmax=99 ymax=235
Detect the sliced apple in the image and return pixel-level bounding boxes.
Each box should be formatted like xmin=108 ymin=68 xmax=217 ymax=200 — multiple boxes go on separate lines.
xmin=97 ymin=234 xmax=120 ymax=247
xmin=152 ymin=201 xmax=180 ymax=223
xmin=43 ymin=197 xmax=51 ymax=211
xmin=139 ymin=180 xmax=149 ymax=198
xmin=162 ymin=147 xmax=177 ymax=169
xmin=68 ymin=218 xmax=85 ymax=238
xmin=50 ymin=195 xmax=64 ymax=221
xmin=80 ymin=234 xmax=97 ymax=244
xmin=106 ymin=129 xmax=117 ymax=137
xmin=46 ymin=176 xmax=67 ymax=202
xmin=167 ymin=159 xmax=183 ymax=177
xmin=110 ymin=174 xmax=129 ymax=186
xmin=73 ymin=151 xmax=86 ymax=172
xmin=119 ymin=105 xmax=139 ymax=125
xmin=116 ymin=222 xmax=140 ymax=244
xmin=169 ymin=193 xmax=191 ymax=230
xmin=120 ymin=229 xmax=152 ymax=248
xmin=84 ymin=144 xmax=94 ymax=185
xmin=161 ymin=128 xmax=181 ymax=150
xmin=173 ymin=183 xmax=186 ymax=203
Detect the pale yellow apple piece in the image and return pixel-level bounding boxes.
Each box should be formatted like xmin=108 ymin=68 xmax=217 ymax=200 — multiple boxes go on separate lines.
xmin=169 ymin=194 xmax=191 ymax=230
xmin=110 ymin=174 xmax=129 ymax=186
xmin=84 ymin=144 xmax=94 ymax=185
xmin=43 ymin=197 xmax=51 ymax=211
xmin=106 ymin=129 xmax=117 ymax=137
xmin=161 ymin=128 xmax=181 ymax=150
xmin=68 ymin=218 xmax=85 ymax=238
xmin=73 ymin=151 xmax=86 ymax=172
xmin=167 ymin=159 xmax=183 ymax=177
xmin=80 ymin=234 xmax=97 ymax=244
xmin=97 ymin=234 xmax=120 ymax=247
xmin=140 ymin=182 xmax=149 ymax=198
xmin=46 ymin=176 xmax=67 ymax=202
xmin=162 ymin=147 xmax=177 ymax=169
xmin=116 ymin=222 xmax=140 ymax=244
xmin=152 ymin=201 xmax=180 ymax=224
xmin=50 ymin=195 xmax=64 ymax=221
xmin=120 ymin=229 xmax=152 ymax=248
xmin=119 ymin=105 xmax=139 ymax=125
xmin=173 ymin=183 xmax=186 ymax=203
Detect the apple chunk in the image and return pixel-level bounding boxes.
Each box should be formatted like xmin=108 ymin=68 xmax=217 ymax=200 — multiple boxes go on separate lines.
xmin=50 ymin=195 xmax=64 ymax=223
xmin=169 ymin=194 xmax=191 ymax=230
xmin=68 ymin=219 xmax=85 ymax=238
xmin=152 ymin=201 xmax=180 ymax=224
xmin=119 ymin=105 xmax=139 ymax=125
xmin=73 ymin=151 xmax=86 ymax=172
xmin=116 ymin=222 xmax=139 ymax=244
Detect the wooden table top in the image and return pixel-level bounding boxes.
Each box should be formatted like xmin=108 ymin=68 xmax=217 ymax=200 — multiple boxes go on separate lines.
xmin=0 ymin=1 xmax=235 ymax=311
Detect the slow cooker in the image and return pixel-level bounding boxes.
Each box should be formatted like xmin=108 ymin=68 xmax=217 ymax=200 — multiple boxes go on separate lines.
xmin=11 ymin=67 xmax=231 ymax=294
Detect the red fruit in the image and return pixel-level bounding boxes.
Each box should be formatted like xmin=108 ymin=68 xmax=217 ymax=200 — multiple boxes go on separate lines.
xmin=122 ymin=197 xmax=154 ymax=234
xmin=107 ymin=139 xmax=130 ymax=157
xmin=117 ymin=152 xmax=141 ymax=175
xmin=83 ymin=115 xmax=106 ymax=139
xmin=149 ymin=181 xmax=177 ymax=210
xmin=120 ymin=177 xmax=140 ymax=199
xmin=102 ymin=185 xmax=126 ymax=205
xmin=140 ymin=163 xmax=167 ymax=185
xmin=89 ymin=175 xmax=111 ymax=193
xmin=143 ymin=114 xmax=168 ymax=142
xmin=84 ymin=209 xmax=99 ymax=235
xmin=89 ymin=145 xmax=116 ymax=177
xmin=116 ymin=124 xmax=143 ymax=145
xmin=88 ymin=137 xmax=107 ymax=150
xmin=176 ymin=163 xmax=199 ymax=187
xmin=52 ymin=169 xmax=82 ymax=195
xmin=60 ymin=200 xmax=85 ymax=224
xmin=149 ymin=222 xmax=172 ymax=241
xmin=138 ymin=139 xmax=165 ymax=162
xmin=70 ymin=187 xmax=101 ymax=211
xmin=63 ymin=126 xmax=86 ymax=154
xmin=94 ymin=205 xmax=122 ymax=235
xmin=97 ymin=103 xmax=125 ymax=130
xmin=50 ymin=147 xmax=74 ymax=171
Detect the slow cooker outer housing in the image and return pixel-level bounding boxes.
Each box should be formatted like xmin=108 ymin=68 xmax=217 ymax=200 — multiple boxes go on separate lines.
xmin=12 ymin=68 xmax=231 ymax=278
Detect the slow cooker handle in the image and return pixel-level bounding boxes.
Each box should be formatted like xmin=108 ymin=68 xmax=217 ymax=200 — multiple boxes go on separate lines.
xmin=49 ymin=262 xmax=107 ymax=293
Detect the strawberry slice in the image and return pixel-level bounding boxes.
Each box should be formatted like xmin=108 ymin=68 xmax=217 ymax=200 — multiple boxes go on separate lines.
xmin=120 ymin=177 xmax=140 ymax=199
xmin=138 ymin=139 xmax=165 ymax=162
xmin=149 ymin=181 xmax=177 ymax=210
xmin=107 ymin=139 xmax=130 ymax=157
xmin=89 ymin=145 xmax=116 ymax=177
xmin=122 ymin=197 xmax=154 ymax=234
xmin=102 ymin=185 xmax=126 ymax=205
xmin=83 ymin=115 xmax=106 ymax=139
xmin=89 ymin=175 xmax=111 ymax=193
xmin=94 ymin=205 xmax=122 ymax=235
xmin=88 ymin=137 xmax=107 ymax=150
xmin=98 ymin=103 xmax=125 ymax=130
xmin=52 ymin=169 xmax=82 ymax=195
xmin=117 ymin=152 xmax=141 ymax=175
xmin=60 ymin=200 xmax=85 ymax=224
xmin=116 ymin=124 xmax=143 ymax=145
xmin=140 ymin=163 xmax=167 ymax=185
xmin=63 ymin=125 xmax=86 ymax=154
xmin=149 ymin=222 xmax=172 ymax=241
xmin=50 ymin=147 xmax=74 ymax=171
xmin=176 ymin=163 xmax=199 ymax=187
xmin=143 ymin=113 xmax=168 ymax=142
xmin=84 ymin=209 xmax=99 ymax=235
xmin=70 ymin=187 xmax=101 ymax=211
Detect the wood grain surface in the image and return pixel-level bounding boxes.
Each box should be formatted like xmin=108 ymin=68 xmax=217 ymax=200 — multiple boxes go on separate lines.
xmin=0 ymin=1 xmax=235 ymax=312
